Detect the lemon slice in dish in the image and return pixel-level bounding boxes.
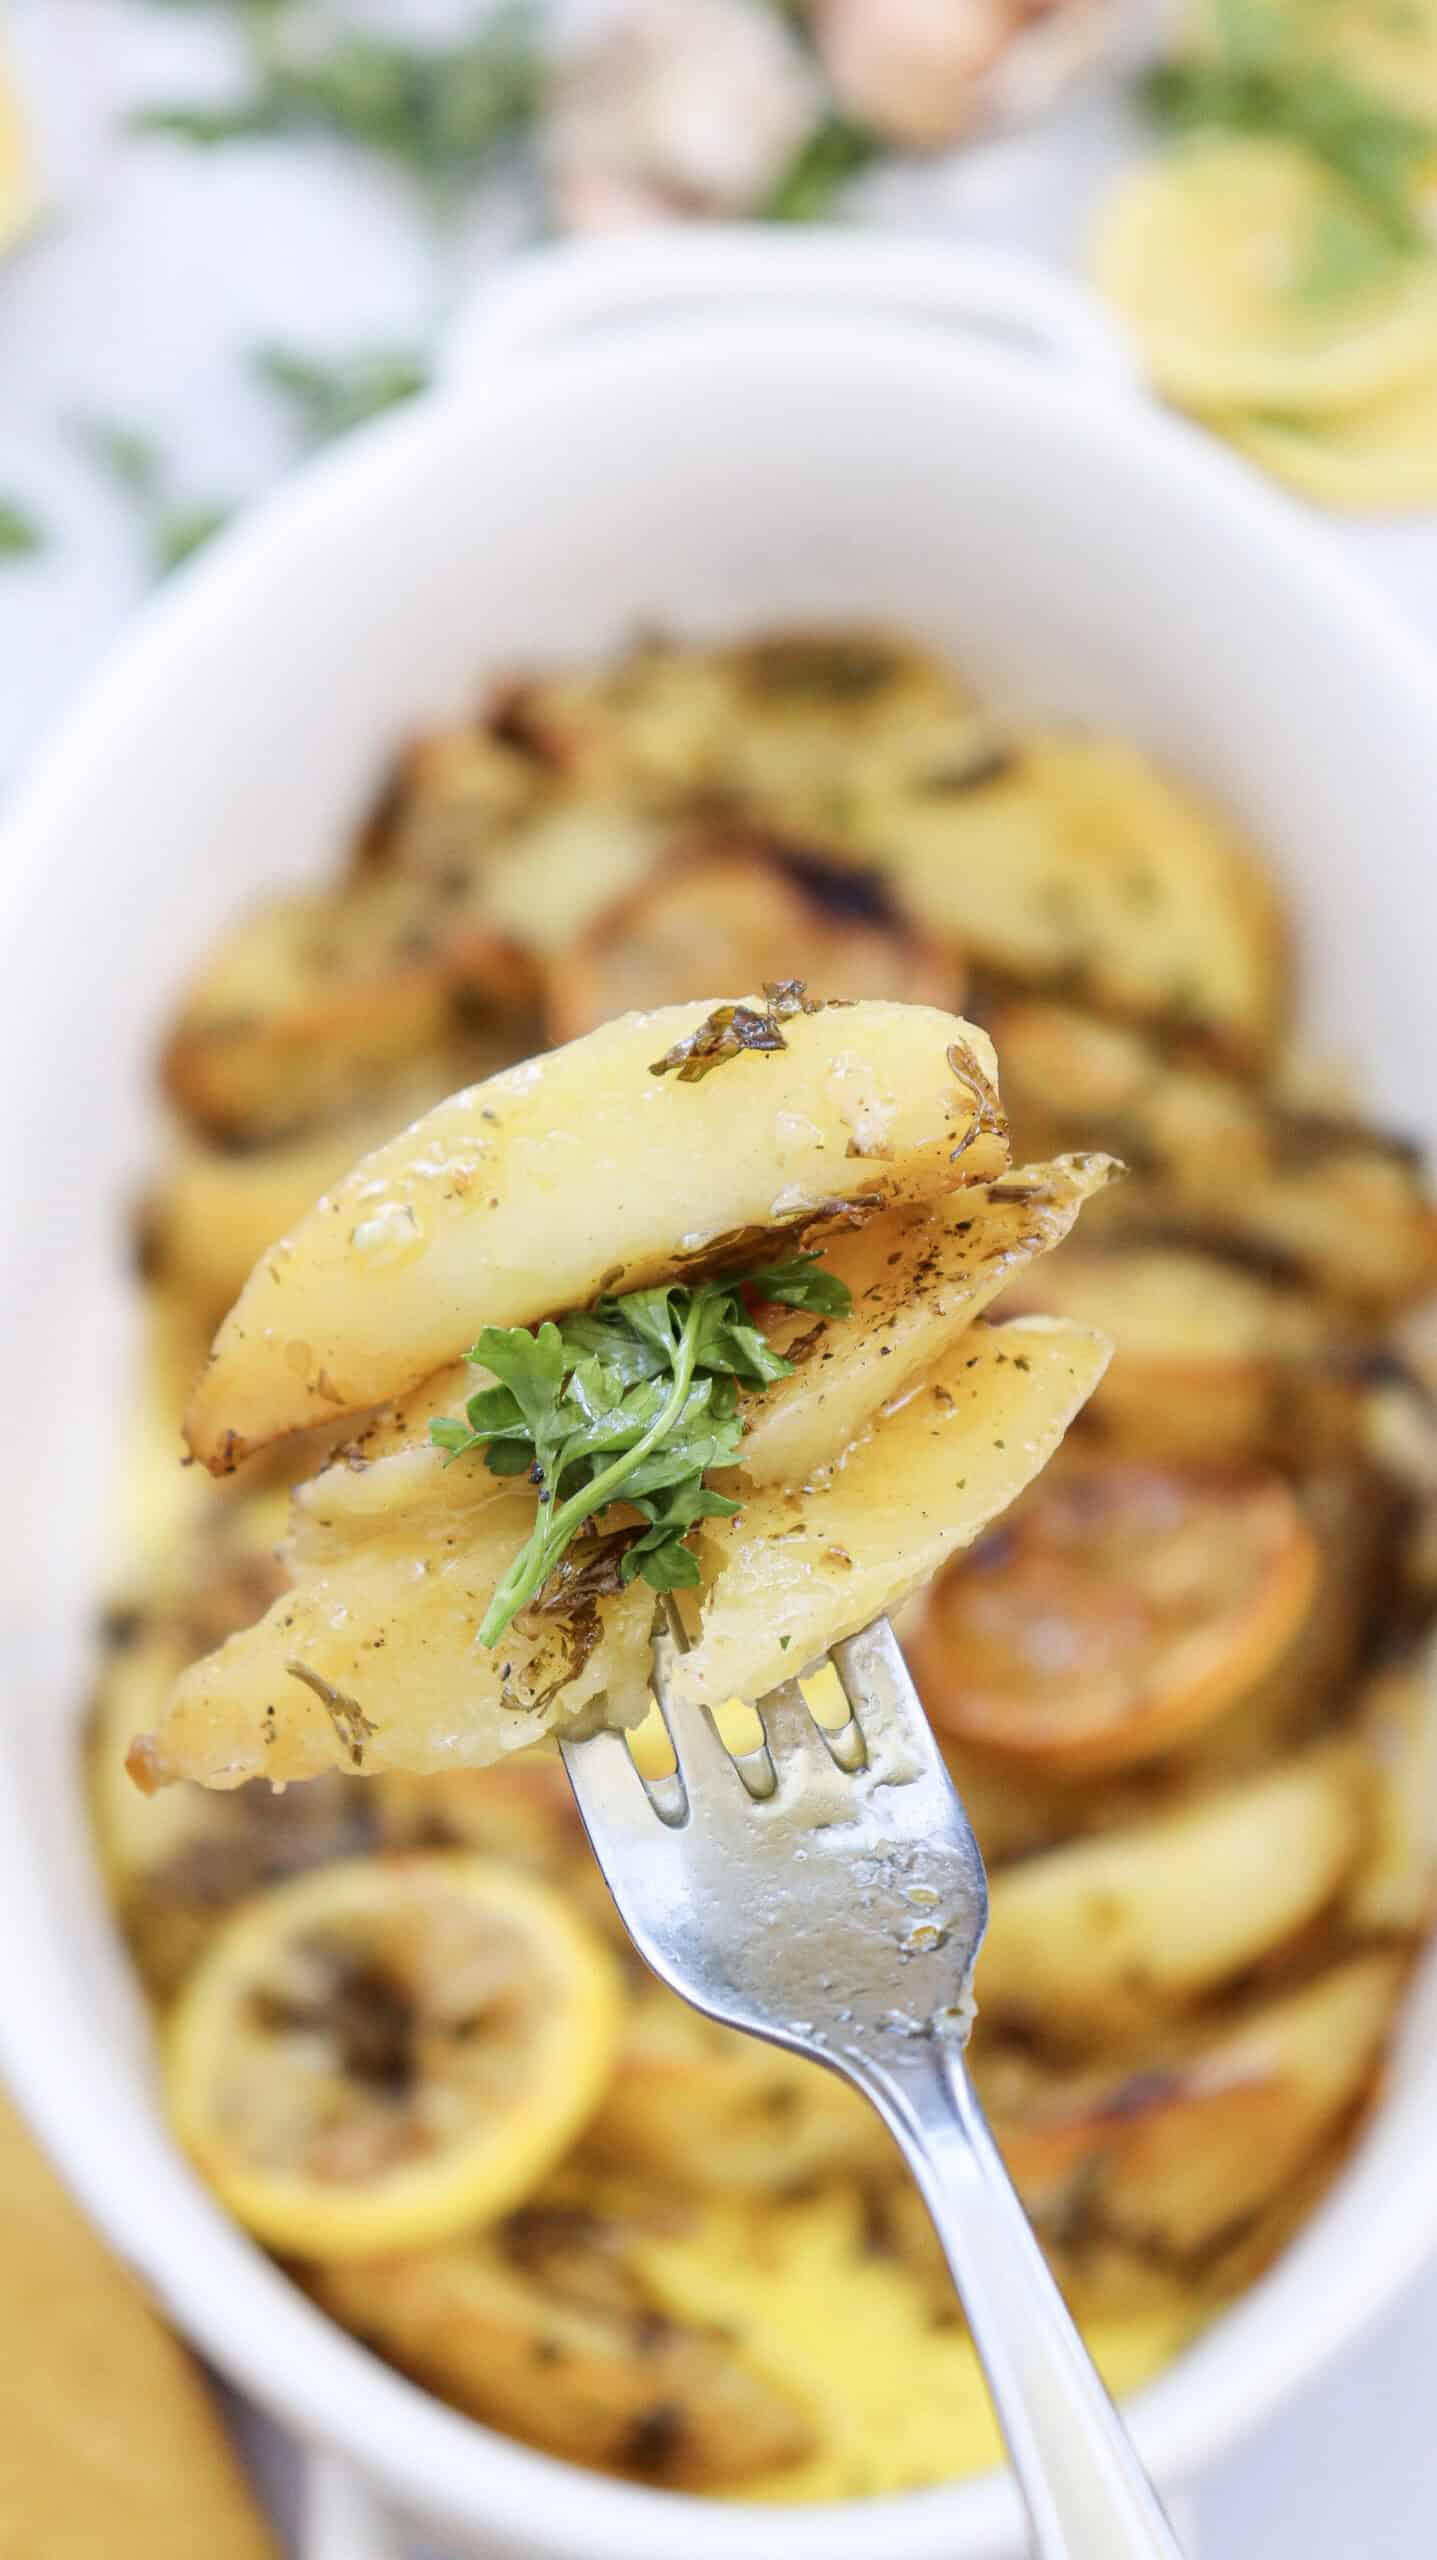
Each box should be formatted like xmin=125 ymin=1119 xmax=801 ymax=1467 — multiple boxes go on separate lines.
xmin=0 ymin=41 xmax=35 ymax=258
xmin=908 ymin=1452 xmax=1319 ymax=1775
xmin=164 ymin=1853 xmax=623 ymax=2258
xmin=1090 ymin=137 xmax=1437 ymax=411
xmin=1214 ymin=362 xmax=1437 ymax=509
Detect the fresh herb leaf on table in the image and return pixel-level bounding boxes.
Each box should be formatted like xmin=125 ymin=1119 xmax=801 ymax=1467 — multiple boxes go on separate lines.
xmin=0 ymin=500 xmax=42 ymax=558
xmin=130 ymin=6 xmax=544 ymax=198
xmin=762 ymin=112 xmax=881 ymax=221
xmin=75 ymin=417 xmax=230 ymax=577
xmin=254 ymin=345 xmax=428 ymax=447
xmin=432 ymin=1255 xmax=853 ymax=1643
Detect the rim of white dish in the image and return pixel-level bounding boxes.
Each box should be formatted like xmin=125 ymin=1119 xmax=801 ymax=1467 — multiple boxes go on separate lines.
xmin=4 ymin=306 xmax=1437 ymax=2560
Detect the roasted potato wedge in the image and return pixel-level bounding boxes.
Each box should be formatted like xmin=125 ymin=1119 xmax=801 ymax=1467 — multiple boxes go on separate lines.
xmin=909 ymin=1449 xmax=1320 ymax=1774
xmin=310 ymin=2198 xmax=820 ymax=2488
xmin=740 ymin=1155 xmax=1118 ymax=1490
xmin=546 ymin=833 xmax=959 ymax=1045
xmin=140 ymin=1044 xmax=519 ymax=1324
xmin=1346 ymin=1641 xmax=1437 ymax=1936
xmin=984 ymin=1950 xmax=1406 ymax=2255
xmin=160 ymin=877 xmax=538 ymax=1143
xmin=142 ymin=1315 xmax=1106 ymax=1787
xmin=978 ymin=1746 xmax=1364 ymax=2047
xmin=583 ymin=1978 xmax=895 ymax=2192
xmin=854 ymin=737 xmax=1286 ymax=1069
xmin=186 ymin=998 xmax=1010 ymax=1471
xmin=88 ymin=1523 xmax=376 ymax=1998
xmin=984 ymin=995 xmax=1437 ymax=1315
xmin=1001 ymin=1241 xmax=1350 ymax=1461
xmin=672 ymin=1317 xmax=1110 ymax=1713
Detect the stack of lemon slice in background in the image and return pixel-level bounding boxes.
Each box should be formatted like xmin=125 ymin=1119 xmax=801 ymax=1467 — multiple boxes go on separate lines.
xmin=1091 ymin=0 xmax=1437 ymax=510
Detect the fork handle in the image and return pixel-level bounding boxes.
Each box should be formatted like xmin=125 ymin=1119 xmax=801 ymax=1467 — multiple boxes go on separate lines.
xmin=854 ymin=2044 xmax=1186 ymax=2559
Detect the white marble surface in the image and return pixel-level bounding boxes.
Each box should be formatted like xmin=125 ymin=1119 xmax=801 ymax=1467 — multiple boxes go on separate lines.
xmin=6 ymin=6 xmax=1437 ymax=2553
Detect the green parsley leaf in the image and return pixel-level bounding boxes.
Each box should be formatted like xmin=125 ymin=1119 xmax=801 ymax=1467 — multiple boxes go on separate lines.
xmin=432 ymin=1252 xmax=853 ymax=1643
xmin=153 ymin=501 xmax=231 ymax=572
xmin=761 ymin=112 xmax=881 ymax=223
xmin=130 ymin=6 xmax=543 ymax=197
xmin=0 ymin=501 xmax=43 ymax=559
xmin=254 ymin=344 xmax=428 ymax=447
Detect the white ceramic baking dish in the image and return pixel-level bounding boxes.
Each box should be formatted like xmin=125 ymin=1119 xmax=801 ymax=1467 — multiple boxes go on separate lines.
xmin=2 ymin=228 xmax=1437 ymax=2560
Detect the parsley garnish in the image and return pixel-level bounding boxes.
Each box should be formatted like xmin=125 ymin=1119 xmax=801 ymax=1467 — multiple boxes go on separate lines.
xmin=431 ymin=1255 xmax=852 ymax=1644
xmin=74 ymin=418 xmax=231 ymax=576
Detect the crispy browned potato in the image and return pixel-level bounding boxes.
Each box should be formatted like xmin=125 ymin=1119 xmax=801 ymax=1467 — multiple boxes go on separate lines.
xmin=982 ymin=1950 xmax=1406 ymax=2255
xmin=740 ymin=1155 xmax=1118 ymax=1489
xmin=546 ymin=833 xmax=960 ymax=1045
xmin=310 ymin=2199 xmax=820 ymax=2487
xmin=1345 ymin=1639 xmax=1437 ymax=1936
xmin=909 ymin=1449 xmax=1320 ymax=1774
xmin=583 ymin=1977 xmax=896 ymax=2192
xmin=160 ymin=871 xmax=539 ymax=1144
xmin=857 ymin=737 xmax=1287 ymax=1070
xmin=978 ymin=1745 xmax=1365 ymax=2046
xmin=984 ymin=994 xmax=1437 ymax=1316
xmin=1000 ymin=1239 xmax=1352 ymax=1462
xmin=186 ymin=999 xmax=1010 ymax=1471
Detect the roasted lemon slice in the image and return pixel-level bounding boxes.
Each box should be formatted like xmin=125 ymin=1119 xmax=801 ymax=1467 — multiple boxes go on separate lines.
xmin=1091 ymin=139 xmax=1437 ymax=411
xmin=1215 ymin=365 xmax=1437 ymax=511
xmin=164 ymin=1854 xmax=622 ymax=2258
xmin=909 ymin=1451 xmax=1319 ymax=1773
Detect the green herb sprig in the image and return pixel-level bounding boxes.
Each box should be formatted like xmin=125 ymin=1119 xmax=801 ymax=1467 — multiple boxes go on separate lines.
xmin=253 ymin=345 xmax=429 ymax=447
xmin=761 ymin=113 xmax=881 ymax=223
xmin=74 ymin=419 xmax=232 ymax=575
xmin=130 ymin=6 xmax=544 ymax=199
xmin=0 ymin=501 xmax=43 ymax=559
xmin=432 ymin=1254 xmax=852 ymax=1644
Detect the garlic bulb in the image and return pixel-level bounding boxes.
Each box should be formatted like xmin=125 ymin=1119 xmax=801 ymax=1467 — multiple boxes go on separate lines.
xmin=810 ymin=0 xmax=1119 ymax=151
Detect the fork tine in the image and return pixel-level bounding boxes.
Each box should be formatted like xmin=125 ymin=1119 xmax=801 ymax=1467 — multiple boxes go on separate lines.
xmin=558 ymin=1724 xmax=662 ymax=1840
xmin=831 ymin=1618 xmax=945 ymax=1790
xmin=650 ymin=1620 xmax=752 ymax=1806
xmin=758 ymin=1677 xmax=856 ymax=1819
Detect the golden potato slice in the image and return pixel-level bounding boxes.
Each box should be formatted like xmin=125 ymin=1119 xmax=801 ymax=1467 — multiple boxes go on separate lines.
xmin=1346 ymin=1641 xmax=1437 ymax=1936
xmin=473 ymin=800 xmax=670 ymax=958
xmin=985 ymin=996 xmax=1437 ymax=1315
xmin=160 ymin=876 xmax=538 ymax=1143
xmin=546 ymin=832 xmax=960 ymax=1046
xmin=1000 ymin=1241 xmax=1348 ymax=1461
xmin=855 ymin=735 xmax=1286 ymax=1069
xmin=140 ymin=1043 xmax=523 ymax=1325
xmin=88 ymin=1517 xmax=376 ymax=1999
xmin=978 ymin=1746 xmax=1364 ymax=2046
xmin=144 ymin=1315 xmax=1105 ymax=1788
xmin=358 ymin=720 xmax=548 ymax=878
xmin=186 ymin=999 xmax=1010 ymax=1471
xmin=133 ymin=1466 xmax=659 ymax=1792
xmin=310 ymin=2198 xmax=820 ymax=2487
xmin=909 ymin=1450 xmax=1320 ymax=1773
xmin=985 ymin=1950 xmax=1406 ymax=2255
xmin=671 ymin=1317 xmax=1110 ymax=1712
xmin=741 ymin=1154 xmax=1119 ymax=1488
xmin=583 ymin=1976 xmax=895 ymax=2192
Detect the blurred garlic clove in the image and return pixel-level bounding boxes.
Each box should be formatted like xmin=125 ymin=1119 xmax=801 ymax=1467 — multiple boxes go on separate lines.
xmin=811 ymin=0 xmax=1116 ymax=152
xmin=546 ymin=0 xmax=827 ymax=233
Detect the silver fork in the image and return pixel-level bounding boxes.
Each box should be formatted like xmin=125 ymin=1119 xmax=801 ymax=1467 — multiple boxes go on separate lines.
xmin=560 ymin=1611 xmax=1186 ymax=2559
